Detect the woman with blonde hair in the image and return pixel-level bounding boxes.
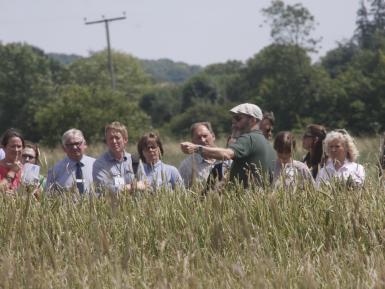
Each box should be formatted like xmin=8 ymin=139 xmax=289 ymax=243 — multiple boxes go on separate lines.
xmin=316 ymin=130 xmax=364 ymax=187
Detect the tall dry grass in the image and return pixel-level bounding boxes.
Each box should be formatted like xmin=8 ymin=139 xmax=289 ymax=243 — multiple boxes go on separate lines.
xmin=3 ymin=136 xmax=383 ymax=288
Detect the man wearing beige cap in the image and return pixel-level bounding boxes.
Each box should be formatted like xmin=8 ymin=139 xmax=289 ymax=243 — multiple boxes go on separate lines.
xmin=180 ymin=103 xmax=276 ymax=188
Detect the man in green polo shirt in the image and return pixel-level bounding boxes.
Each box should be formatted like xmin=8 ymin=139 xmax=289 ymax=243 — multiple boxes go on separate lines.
xmin=180 ymin=103 xmax=276 ymax=188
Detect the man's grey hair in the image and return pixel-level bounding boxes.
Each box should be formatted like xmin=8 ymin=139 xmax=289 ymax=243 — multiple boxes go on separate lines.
xmin=190 ymin=122 xmax=214 ymax=139
xmin=62 ymin=128 xmax=85 ymax=146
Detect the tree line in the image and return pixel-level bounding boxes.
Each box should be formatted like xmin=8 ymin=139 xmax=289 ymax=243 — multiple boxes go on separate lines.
xmin=0 ymin=0 xmax=384 ymax=147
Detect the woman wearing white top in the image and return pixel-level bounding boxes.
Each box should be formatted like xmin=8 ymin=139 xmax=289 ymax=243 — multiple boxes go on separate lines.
xmin=316 ymin=130 xmax=365 ymax=188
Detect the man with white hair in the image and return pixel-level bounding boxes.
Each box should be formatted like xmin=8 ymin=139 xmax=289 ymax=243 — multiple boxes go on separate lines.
xmin=46 ymin=128 xmax=95 ymax=194
xmin=181 ymin=103 xmax=276 ymax=188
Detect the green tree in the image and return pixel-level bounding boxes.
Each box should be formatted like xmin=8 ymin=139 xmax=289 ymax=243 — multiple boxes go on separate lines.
xmin=261 ymin=0 xmax=321 ymax=52
xmin=139 ymin=85 xmax=181 ymax=127
xmin=164 ymin=102 xmax=231 ymax=138
xmin=0 ymin=43 xmax=64 ymax=141
xmin=180 ymin=75 xmax=218 ymax=112
xmin=35 ymin=85 xmax=151 ymax=146
xmin=67 ymin=50 xmax=152 ymax=101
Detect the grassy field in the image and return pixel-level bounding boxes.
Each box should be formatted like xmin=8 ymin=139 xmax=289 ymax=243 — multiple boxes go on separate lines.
xmin=1 ymin=136 xmax=385 ymax=288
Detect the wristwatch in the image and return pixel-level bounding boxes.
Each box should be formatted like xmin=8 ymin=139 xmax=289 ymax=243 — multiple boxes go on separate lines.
xmin=195 ymin=145 xmax=203 ymax=156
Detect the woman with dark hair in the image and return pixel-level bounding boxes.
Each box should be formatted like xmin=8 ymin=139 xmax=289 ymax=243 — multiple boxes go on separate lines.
xmin=302 ymin=124 xmax=327 ymax=179
xmin=273 ymin=131 xmax=314 ymax=188
xmin=0 ymin=128 xmax=25 ymax=194
xmin=137 ymin=132 xmax=183 ymax=190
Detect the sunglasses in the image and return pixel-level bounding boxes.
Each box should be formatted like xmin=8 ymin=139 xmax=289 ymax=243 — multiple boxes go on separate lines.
xmin=232 ymin=115 xmax=248 ymax=122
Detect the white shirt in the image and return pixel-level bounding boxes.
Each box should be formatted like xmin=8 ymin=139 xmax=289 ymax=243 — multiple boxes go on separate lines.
xmin=316 ymin=159 xmax=365 ymax=187
xmin=178 ymin=154 xmax=216 ymax=188
xmin=273 ymin=160 xmax=314 ymax=189
xmin=0 ymin=148 xmax=4 ymax=160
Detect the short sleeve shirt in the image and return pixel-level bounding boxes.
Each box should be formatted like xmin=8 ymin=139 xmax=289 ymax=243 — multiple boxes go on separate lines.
xmin=228 ymin=130 xmax=276 ymax=187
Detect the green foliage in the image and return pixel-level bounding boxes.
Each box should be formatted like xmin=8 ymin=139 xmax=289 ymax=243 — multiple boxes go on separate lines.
xmin=181 ymin=75 xmax=219 ymax=112
xmin=68 ymin=50 xmax=151 ymax=101
xmin=262 ymin=0 xmax=321 ymax=52
xmin=140 ymin=58 xmax=202 ymax=84
xmin=0 ymin=42 xmax=65 ymax=141
xmin=139 ymin=85 xmax=181 ymax=127
xmin=35 ymin=85 xmax=151 ymax=147
xmin=164 ymin=102 xmax=231 ymax=138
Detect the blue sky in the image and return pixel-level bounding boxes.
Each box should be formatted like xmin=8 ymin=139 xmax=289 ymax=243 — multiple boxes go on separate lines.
xmin=0 ymin=0 xmax=359 ymax=65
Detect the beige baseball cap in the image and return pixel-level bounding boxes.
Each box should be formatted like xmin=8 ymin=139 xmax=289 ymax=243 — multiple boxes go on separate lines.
xmin=229 ymin=103 xmax=263 ymax=120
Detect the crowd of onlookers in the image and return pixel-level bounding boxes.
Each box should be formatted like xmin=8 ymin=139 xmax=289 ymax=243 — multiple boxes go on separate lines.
xmin=0 ymin=102 xmax=384 ymax=198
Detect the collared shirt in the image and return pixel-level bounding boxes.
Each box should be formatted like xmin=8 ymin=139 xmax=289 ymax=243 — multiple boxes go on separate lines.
xmin=316 ymin=159 xmax=365 ymax=187
xmin=45 ymin=155 xmax=95 ymax=193
xmin=178 ymin=154 xmax=216 ymax=188
xmin=0 ymin=149 xmax=4 ymax=161
xmin=139 ymin=160 xmax=183 ymax=190
xmin=93 ymin=150 xmax=135 ymax=194
xmin=273 ymin=160 xmax=315 ymax=189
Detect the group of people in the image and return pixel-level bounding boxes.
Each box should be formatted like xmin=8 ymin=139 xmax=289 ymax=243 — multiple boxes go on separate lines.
xmin=0 ymin=102 xmax=384 ymax=197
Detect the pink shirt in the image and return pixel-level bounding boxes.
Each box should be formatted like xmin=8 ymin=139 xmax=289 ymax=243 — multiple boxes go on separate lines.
xmin=0 ymin=165 xmax=22 ymax=190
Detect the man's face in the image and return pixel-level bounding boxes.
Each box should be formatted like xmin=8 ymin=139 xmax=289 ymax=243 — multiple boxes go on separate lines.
xmin=260 ymin=118 xmax=273 ymax=140
xmin=231 ymin=114 xmax=253 ymax=135
xmin=192 ymin=125 xmax=215 ymax=147
xmin=63 ymin=135 xmax=86 ymax=161
xmin=106 ymin=129 xmax=128 ymax=155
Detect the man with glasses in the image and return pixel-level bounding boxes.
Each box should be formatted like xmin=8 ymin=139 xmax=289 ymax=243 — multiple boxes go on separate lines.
xmin=181 ymin=103 xmax=276 ymax=188
xmin=46 ymin=128 xmax=95 ymax=194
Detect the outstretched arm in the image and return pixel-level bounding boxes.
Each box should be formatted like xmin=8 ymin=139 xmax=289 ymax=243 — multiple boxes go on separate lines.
xmin=180 ymin=142 xmax=235 ymax=161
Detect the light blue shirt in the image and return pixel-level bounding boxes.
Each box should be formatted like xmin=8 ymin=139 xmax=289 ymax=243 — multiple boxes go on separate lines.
xmin=139 ymin=160 xmax=183 ymax=190
xmin=93 ymin=151 xmax=135 ymax=194
xmin=0 ymin=148 xmax=4 ymax=160
xmin=46 ymin=154 xmax=95 ymax=194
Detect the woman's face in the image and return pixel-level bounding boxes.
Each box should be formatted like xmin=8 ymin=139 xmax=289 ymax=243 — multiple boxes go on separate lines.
xmin=22 ymin=147 xmax=37 ymax=165
xmin=328 ymin=139 xmax=346 ymax=162
xmin=4 ymin=137 xmax=23 ymax=162
xmin=302 ymin=135 xmax=314 ymax=151
xmin=142 ymin=141 xmax=160 ymax=165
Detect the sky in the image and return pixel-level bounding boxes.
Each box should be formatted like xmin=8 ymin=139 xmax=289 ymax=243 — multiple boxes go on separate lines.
xmin=0 ymin=0 xmax=360 ymax=66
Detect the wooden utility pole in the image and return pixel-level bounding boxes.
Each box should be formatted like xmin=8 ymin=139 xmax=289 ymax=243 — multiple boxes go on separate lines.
xmin=85 ymin=14 xmax=126 ymax=90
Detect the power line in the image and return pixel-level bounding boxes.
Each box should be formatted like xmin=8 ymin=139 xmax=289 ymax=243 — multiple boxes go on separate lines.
xmin=84 ymin=13 xmax=126 ymax=90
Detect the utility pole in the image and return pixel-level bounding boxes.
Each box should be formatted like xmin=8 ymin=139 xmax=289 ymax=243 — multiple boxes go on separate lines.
xmin=85 ymin=13 xmax=126 ymax=90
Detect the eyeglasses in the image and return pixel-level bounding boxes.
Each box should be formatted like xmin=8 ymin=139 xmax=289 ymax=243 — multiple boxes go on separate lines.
xmin=65 ymin=141 xmax=83 ymax=148
xmin=144 ymin=145 xmax=158 ymax=151
xmin=22 ymin=154 xmax=36 ymax=160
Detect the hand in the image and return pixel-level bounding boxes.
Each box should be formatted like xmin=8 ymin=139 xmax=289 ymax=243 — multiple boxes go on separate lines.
xmin=180 ymin=142 xmax=197 ymax=154
xmin=6 ymin=161 xmax=22 ymax=173
xmin=135 ymin=181 xmax=148 ymax=191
